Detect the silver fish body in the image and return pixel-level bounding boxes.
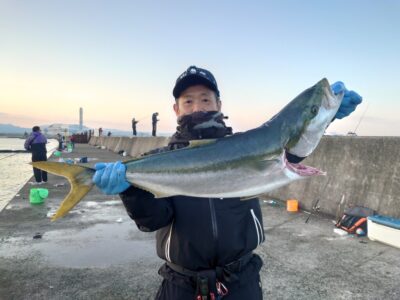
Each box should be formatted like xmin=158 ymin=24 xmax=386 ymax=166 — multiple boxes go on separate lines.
xmin=124 ymin=78 xmax=342 ymax=198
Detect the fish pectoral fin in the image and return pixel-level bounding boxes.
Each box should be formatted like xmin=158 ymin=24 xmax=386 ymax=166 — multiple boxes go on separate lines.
xmin=248 ymin=157 xmax=281 ymax=172
xmin=152 ymin=191 xmax=174 ymax=199
xmin=32 ymin=161 xmax=95 ymax=221
xmin=188 ymin=139 xmax=216 ymax=148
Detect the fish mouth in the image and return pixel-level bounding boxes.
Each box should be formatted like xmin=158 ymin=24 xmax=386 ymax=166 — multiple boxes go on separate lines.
xmin=285 ymin=156 xmax=326 ymax=177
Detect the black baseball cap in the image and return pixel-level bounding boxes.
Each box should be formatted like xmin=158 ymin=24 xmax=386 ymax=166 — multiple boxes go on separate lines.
xmin=173 ymin=65 xmax=220 ymax=99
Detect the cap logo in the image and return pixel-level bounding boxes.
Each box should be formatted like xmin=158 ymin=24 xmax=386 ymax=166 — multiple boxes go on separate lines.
xmin=179 ymin=73 xmax=186 ymax=80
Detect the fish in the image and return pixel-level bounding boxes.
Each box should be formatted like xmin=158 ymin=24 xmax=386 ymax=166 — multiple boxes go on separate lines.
xmin=33 ymin=78 xmax=343 ymax=221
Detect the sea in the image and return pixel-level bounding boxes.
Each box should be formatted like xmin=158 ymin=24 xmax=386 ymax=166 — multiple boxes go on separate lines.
xmin=0 ymin=137 xmax=58 ymax=211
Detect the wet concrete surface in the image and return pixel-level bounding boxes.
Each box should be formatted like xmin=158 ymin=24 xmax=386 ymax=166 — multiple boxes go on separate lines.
xmin=1 ymin=144 xmax=400 ymax=299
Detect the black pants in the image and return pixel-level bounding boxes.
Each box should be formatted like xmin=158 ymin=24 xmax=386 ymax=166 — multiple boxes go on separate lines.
xmin=32 ymin=152 xmax=47 ymax=183
xmin=155 ymin=255 xmax=263 ymax=300
xmin=152 ymin=124 xmax=157 ymax=136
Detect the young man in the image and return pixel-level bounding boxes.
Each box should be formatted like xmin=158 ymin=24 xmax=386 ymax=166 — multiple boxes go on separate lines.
xmin=93 ymin=66 xmax=362 ymax=299
xmin=24 ymin=126 xmax=48 ymax=184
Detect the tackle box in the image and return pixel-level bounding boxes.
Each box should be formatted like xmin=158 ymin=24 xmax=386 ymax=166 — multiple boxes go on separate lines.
xmin=367 ymin=215 xmax=400 ymax=249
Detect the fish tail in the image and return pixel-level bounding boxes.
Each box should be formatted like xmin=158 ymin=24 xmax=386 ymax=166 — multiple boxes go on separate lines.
xmin=31 ymin=161 xmax=95 ymax=221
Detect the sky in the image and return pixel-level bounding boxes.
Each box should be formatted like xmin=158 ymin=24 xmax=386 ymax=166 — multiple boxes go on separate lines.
xmin=0 ymin=0 xmax=399 ymax=136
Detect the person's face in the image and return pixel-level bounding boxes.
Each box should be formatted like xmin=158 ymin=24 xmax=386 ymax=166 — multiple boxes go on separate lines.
xmin=173 ymin=85 xmax=221 ymax=117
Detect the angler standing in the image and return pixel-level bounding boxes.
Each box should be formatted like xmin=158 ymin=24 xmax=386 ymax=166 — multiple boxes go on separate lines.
xmin=152 ymin=112 xmax=159 ymax=136
xmin=132 ymin=118 xmax=139 ymax=136
xmin=24 ymin=126 xmax=48 ymax=184
xmin=93 ymin=66 xmax=362 ymax=299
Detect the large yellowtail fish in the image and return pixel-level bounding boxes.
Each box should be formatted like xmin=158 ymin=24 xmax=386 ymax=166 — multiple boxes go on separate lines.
xmin=33 ymin=78 xmax=343 ymax=221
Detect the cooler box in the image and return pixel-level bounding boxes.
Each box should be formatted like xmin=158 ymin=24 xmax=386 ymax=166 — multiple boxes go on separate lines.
xmin=367 ymin=215 xmax=400 ymax=249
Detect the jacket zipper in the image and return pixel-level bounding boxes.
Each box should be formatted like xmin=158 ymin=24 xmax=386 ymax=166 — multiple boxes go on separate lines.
xmin=251 ymin=209 xmax=264 ymax=246
xmin=165 ymin=221 xmax=174 ymax=262
xmin=209 ymin=198 xmax=219 ymax=243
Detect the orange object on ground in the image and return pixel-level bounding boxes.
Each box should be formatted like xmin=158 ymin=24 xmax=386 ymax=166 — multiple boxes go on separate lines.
xmin=287 ymin=199 xmax=298 ymax=212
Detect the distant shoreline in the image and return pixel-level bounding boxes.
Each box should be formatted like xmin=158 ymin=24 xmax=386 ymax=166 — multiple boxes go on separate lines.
xmin=0 ymin=133 xmax=25 ymax=138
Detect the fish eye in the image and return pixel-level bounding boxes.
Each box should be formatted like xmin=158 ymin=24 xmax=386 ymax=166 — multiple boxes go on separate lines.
xmin=311 ymin=105 xmax=319 ymax=115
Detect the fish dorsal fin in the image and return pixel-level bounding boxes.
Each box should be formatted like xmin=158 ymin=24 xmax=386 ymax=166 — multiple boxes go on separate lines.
xmin=188 ymin=139 xmax=216 ymax=148
xmin=247 ymin=156 xmax=281 ymax=172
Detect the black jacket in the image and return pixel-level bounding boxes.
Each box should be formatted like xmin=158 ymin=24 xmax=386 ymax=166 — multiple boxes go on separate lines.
xmin=121 ymin=187 xmax=264 ymax=270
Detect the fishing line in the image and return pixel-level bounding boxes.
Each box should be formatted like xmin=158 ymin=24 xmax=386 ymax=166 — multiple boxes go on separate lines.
xmin=136 ymin=114 xmax=152 ymax=122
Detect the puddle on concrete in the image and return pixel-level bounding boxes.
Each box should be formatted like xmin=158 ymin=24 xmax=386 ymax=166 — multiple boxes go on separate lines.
xmin=0 ymin=222 xmax=157 ymax=268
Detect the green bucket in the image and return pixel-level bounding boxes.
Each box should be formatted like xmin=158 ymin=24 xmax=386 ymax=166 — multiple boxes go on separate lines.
xmin=29 ymin=188 xmax=49 ymax=204
xmin=53 ymin=151 xmax=61 ymax=157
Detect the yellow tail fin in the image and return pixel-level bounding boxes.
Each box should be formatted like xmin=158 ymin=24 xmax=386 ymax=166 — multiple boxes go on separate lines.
xmin=32 ymin=161 xmax=95 ymax=221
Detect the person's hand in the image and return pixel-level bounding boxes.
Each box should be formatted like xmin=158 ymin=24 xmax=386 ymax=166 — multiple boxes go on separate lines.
xmin=92 ymin=161 xmax=130 ymax=195
xmin=331 ymin=81 xmax=363 ymax=119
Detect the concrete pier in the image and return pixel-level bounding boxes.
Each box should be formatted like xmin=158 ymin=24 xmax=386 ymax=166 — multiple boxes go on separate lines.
xmin=1 ymin=142 xmax=399 ymax=299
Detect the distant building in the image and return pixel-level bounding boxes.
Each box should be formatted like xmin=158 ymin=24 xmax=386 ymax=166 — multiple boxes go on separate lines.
xmin=79 ymin=107 xmax=83 ymax=131
xmin=45 ymin=124 xmax=69 ymax=137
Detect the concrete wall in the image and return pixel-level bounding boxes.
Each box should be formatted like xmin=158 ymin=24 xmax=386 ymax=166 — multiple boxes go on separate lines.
xmin=88 ymin=136 xmax=400 ymax=218
xmin=128 ymin=137 xmax=170 ymax=157
xmin=89 ymin=136 xmax=170 ymax=158
xmin=266 ymin=136 xmax=400 ymax=218
xmin=88 ymin=136 xmax=98 ymax=146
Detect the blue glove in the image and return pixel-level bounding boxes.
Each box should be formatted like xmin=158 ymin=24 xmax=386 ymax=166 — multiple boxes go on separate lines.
xmin=331 ymin=81 xmax=363 ymax=119
xmin=92 ymin=161 xmax=130 ymax=195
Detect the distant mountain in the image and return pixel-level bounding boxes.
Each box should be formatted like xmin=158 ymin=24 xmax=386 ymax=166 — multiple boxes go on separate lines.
xmin=0 ymin=124 xmax=30 ymax=134
xmin=0 ymin=123 xmax=155 ymax=137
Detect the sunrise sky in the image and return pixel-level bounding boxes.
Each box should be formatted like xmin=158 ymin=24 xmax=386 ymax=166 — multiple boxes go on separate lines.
xmin=1 ymin=0 xmax=399 ymax=135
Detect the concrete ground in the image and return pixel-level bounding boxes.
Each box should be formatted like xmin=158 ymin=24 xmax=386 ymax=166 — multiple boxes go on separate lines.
xmin=0 ymin=144 xmax=399 ymax=300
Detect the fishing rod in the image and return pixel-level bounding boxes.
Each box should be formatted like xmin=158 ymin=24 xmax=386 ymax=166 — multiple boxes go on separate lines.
xmin=352 ymin=103 xmax=369 ymax=135
xmin=305 ymin=179 xmax=330 ymax=223
xmin=134 ymin=114 xmax=152 ymax=122
xmin=0 ymin=150 xmax=28 ymax=153
xmin=0 ymin=153 xmax=20 ymax=161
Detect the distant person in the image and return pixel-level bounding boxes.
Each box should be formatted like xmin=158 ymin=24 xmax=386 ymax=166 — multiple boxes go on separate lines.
xmin=24 ymin=126 xmax=48 ymax=184
xmin=69 ymin=135 xmax=75 ymax=148
xmin=56 ymin=134 xmax=63 ymax=151
xmin=152 ymin=112 xmax=159 ymax=136
xmin=99 ymin=127 xmax=103 ymax=136
xmin=132 ymin=118 xmax=139 ymax=136
xmin=107 ymin=131 xmax=112 ymax=136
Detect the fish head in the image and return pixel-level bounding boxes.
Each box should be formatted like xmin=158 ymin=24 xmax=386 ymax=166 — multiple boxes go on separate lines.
xmin=284 ymin=78 xmax=343 ymax=157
